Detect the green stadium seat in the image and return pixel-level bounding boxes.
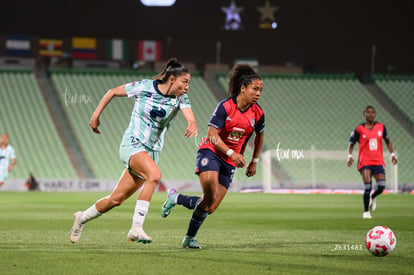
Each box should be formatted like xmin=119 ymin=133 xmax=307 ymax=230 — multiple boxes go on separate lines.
xmin=0 ymin=70 xmax=77 ymax=179
xmin=374 ymin=76 xmax=414 ymax=123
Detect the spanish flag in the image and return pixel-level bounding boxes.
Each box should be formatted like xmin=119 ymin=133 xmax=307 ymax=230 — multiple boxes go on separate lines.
xmin=39 ymin=39 xmax=63 ymax=57
xmin=72 ymin=37 xmax=96 ymax=59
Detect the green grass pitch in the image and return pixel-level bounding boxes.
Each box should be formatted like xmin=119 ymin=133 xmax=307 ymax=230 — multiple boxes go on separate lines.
xmin=0 ymin=191 xmax=413 ymax=274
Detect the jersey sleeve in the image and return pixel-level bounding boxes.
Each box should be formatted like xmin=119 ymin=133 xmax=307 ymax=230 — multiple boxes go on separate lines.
xmin=208 ymin=102 xmax=227 ymax=129
xmin=349 ymin=127 xmax=359 ymax=144
xmin=124 ymin=79 xmax=149 ymax=97
xmin=179 ymin=93 xmax=191 ymax=109
xmin=10 ymin=146 xmax=16 ymax=159
xmin=255 ymin=113 xmax=265 ymax=133
xmin=383 ymin=125 xmax=388 ymax=139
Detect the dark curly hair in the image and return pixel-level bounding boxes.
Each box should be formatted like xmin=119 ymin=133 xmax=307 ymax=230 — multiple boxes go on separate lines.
xmin=228 ymin=64 xmax=261 ymax=97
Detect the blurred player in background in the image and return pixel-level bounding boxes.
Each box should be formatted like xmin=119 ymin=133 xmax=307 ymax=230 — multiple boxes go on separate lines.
xmin=161 ymin=64 xmax=265 ymax=249
xmin=70 ymin=58 xmax=198 ymax=243
xmin=347 ymin=105 xmax=397 ymax=219
xmin=0 ymin=133 xmax=17 ymax=189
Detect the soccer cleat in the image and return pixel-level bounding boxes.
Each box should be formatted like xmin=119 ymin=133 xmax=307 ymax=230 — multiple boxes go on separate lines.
xmin=161 ymin=188 xmax=178 ymax=218
xmin=363 ymin=211 xmax=372 ymax=219
xmin=70 ymin=211 xmax=84 ymax=243
xmin=370 ymin=196 xmax=377 ymax=211
xmin=182 ymin=236 xmax=201 ymax=249
xmin=127 ymin=227 xmax=153 ymax=244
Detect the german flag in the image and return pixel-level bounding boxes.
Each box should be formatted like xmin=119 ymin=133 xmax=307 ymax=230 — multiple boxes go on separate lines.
xmin=39 ymin=39 xmax=63 ymax=57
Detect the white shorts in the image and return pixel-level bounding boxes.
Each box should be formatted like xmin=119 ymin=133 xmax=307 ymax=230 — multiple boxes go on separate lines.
xmin=119 ymin=134 xmax=160 ymax=169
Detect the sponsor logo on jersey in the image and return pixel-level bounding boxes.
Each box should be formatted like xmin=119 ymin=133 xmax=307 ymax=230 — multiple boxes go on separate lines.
xmin=227 ymin=127 xmax=245 ymax=142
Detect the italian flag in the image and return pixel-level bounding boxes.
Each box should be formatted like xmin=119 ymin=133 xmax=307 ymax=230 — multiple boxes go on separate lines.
xmin=106 ymin=39 xmax=129 ymax=61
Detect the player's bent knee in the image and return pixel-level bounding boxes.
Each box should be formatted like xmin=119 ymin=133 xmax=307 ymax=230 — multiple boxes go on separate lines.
xmin=148 ymin=173 xmax=161 ymax=185
xmin=377 ymin=179 xmax=386 ymax=187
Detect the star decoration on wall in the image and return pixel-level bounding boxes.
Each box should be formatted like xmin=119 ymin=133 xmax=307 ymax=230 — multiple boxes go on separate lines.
xmin=257 ymin=0 xmax=279 ymax=29
xmin=221 ymin=0 xmax=244 ymax=30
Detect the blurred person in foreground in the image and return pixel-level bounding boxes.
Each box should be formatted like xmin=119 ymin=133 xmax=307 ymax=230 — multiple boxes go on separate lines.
xmin=161 ymin=64 xmax=265 ymax=249
xmin=0 ymin=133 xmax=17 ymax=189
xmin=347 ymin=105 xmax=397 ymax=219
xmin=70 ymin=58 xmax=198 ymax=243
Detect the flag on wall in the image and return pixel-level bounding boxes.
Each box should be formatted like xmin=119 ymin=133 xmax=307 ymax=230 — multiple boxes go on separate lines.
xmin=6 ymin=35 xmax=30 ymax=56
xmin=138 ymin=40 xmax=161 ymax=61
xmin=72 ymin=37 xmax=96 ymax=59
xmin=106 ymin=39 xmax=128 ymax=60
xmin=39 ymin=39 xmax=63 ymax=57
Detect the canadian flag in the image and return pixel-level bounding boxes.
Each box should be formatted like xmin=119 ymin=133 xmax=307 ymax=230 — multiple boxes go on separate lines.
xmin=138 ymin=40 xmax=161 ymax=61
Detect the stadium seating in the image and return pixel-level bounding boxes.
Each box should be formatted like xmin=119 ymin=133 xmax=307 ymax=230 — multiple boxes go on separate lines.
xmin=0 ymin=69 xmax=77 ymax=179
xmin=373 ymin=75 xmax=414 ymax=124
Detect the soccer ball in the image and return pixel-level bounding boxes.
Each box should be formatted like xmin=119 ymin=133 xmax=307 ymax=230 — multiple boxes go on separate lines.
xmin=365 ymin=226 xmax=397 ymax=256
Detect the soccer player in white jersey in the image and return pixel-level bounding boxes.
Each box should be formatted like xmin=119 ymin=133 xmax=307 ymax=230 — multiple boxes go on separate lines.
xmin=0 ymin=133 xmax=17 ymax=189
xmin=70 ymin=58 xmax=198 ymax=244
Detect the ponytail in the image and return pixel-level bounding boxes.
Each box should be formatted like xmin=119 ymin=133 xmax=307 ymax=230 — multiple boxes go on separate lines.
xmin=153 ymin=58 xmax=189 ymax=83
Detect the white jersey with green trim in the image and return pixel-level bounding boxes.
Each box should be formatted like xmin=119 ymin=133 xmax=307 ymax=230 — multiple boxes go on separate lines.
xmin=0 ymin=144 xmax=16 ymax=178
xmin=124 ymin=79 xmax=191 ymax=151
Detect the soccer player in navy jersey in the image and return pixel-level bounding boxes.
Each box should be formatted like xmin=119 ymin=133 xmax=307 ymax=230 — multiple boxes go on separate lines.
xmin=347 ymin=106 xmax=397 ymax=219
xmin=161 ymin=64 xmax=265 ymax=249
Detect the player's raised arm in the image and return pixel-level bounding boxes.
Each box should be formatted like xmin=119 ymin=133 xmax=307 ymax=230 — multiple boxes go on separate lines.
xmin=90 ymin=85 xmax=127 ymax=134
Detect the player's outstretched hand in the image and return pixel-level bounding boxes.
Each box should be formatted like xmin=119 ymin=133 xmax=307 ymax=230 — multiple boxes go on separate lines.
xmin=185 ymin=121 xmax=198 ymax=138
xmin=90 ymin=115 xmax=101 ymax=134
